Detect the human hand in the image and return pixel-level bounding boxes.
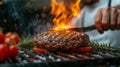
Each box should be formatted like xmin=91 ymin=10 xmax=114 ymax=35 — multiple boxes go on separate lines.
xmin=94 ymin=7 xmax=120 ymax=34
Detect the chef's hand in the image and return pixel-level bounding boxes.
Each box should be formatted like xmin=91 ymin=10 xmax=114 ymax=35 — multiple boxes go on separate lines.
xmin=95 ymin=7 xmax=120 ymax=34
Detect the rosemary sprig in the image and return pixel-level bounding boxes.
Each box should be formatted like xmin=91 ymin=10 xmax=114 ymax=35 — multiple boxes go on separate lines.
xmin=18 ymin=36 xmax=34 ymax=48
xmin=18 ymin=36 xmax=118 ymax=51
xmin=89 ymin=42 xmax=118 ymax=51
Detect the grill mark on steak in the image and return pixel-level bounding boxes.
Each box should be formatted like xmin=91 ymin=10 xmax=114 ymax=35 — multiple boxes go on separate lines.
xmin=64 ymin=31 xmax=76 ymax=39
xmin=33 ymin=30 xmax=89 ymax=51
xmin=54 ymin=31 xmax=69 ymax=42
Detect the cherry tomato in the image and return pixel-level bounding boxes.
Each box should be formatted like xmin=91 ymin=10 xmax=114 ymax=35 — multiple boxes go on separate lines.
xmin=33 ymin=46 xmax=47 ymax=53
xmin=5 ymin=33 xmax=20 ymax=44
xmin=10 ymin=34 xmax=20 ymax=44
xmin=4 ymin=37 xmax=13 ymax=44
xmin=0 ymin=44 xmax=9 ymax=61
xmin=9 ymin=45 xmax=18 ymax=58
xmin=5 ymin=32 xmax=13 ymax=38
xmin=0 ymin=32 xmax=5 ymax=44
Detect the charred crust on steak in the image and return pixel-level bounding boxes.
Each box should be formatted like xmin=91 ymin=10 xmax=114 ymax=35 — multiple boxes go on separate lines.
xmin=33 ymin=30 xmax=89 ymax=51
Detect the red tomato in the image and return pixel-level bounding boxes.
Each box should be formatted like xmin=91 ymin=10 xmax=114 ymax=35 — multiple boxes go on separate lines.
xmin=10 ymin=34 xmax=20 ymax=44
xmin=5 ymin=32 xmax=20 ymax=44
xmin=9 ymin=45 xmax=18 ymax=58
xmin=0 ymin=32 xmax=5 ymax=44
xmin=4 ymin=37 xmax=12 ymax=44
xmin=0 ymin=44 xmax=9 ymax=61
xmin=33 ymin=47 xmax=47 ymax=53
xmin=5 ymin=32 xmax=13 ymax=38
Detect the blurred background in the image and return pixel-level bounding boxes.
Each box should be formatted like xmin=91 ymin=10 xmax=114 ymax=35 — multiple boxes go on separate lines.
xmin=0 ymin=0 xmax=53 ymax=36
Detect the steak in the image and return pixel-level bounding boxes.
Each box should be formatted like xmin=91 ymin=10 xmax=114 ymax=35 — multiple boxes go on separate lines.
xmin=33 ymin=30 xmax=89 ymax=51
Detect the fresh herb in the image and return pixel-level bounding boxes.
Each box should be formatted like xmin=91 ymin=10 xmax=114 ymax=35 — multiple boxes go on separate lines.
xmin=18 ymin=36 xmax=34 ymax=48
xmin=89 ymin=42 xmax=118 ymax=51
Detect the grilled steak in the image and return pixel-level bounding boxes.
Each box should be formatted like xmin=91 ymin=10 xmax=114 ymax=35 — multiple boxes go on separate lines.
xmin=33 ymin=30 xmax=89 ymax=51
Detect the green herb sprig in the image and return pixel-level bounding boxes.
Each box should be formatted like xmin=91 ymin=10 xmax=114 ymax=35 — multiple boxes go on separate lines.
xmin=89 ymin=42 xmax=118 ymax=51
xmin=18 ymin=36 xmax=34 ymax=48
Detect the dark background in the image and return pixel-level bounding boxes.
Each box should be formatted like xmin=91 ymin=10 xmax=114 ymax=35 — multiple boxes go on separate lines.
xmin=0 ymin=0 xmax=53 ymax=37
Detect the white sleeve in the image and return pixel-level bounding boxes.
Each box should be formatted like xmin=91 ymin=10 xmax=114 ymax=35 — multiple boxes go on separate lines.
xmin=70 ymin=10 xmax=83 ymax=28
xmin=111 ymin=0 xmax=120 ymax=7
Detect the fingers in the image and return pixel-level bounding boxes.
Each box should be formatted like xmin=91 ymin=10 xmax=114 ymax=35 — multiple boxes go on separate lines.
xmin=95 ymin=8 xmax=104 ymax=34
xmin=101 ymin=8 xmax=110 ymax=30
xmin=110 ymin=8 xmax=117 ymax=30
xmin=95 ymin=7 xmax=119 ymax=34
xmin=117 ymin=9 xmax=120 ymax=29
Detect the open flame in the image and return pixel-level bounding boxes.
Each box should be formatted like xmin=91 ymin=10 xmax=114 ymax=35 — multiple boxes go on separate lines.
xmin=51 ymin=0 xmax=81 ymax=31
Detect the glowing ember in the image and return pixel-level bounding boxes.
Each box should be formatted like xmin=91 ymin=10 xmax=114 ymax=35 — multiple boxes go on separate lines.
xmin=51 ymin=0 xmax=81 ymax=31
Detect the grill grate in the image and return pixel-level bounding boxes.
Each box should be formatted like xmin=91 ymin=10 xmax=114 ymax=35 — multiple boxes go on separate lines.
xmin=0 ymin=48 xmax=120 ymax=67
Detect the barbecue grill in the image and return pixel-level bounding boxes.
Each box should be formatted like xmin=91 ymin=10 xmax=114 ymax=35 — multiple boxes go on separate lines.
xmin=0 ymin=47 xmax=120 ymax=67
xmin=0 ymin=0 xmax=120 ymax=67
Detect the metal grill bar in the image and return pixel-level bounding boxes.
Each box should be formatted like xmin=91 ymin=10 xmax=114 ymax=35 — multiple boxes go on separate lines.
xmin=57 ymin=52 xmax=79 ymax=61
xmin=0 ymin=48 xmax=120 ymax=67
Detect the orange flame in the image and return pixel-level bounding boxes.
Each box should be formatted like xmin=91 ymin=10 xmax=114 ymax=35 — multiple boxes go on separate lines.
xmin=51 ymin=0 xmax=81 ymax=31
